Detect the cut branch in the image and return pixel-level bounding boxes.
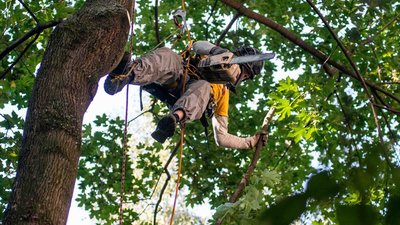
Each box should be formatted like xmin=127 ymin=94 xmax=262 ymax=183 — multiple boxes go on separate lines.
xmin=219 ymin=0 xmax=400 ymax=105
xmin=217 ymin=107 xmax=276 ymax=225
xmin=230 ymin=107 xmax=275 ymax=202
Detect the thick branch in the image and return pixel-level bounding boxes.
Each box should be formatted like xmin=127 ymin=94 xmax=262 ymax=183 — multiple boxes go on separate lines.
xmin=219 ymin=0 xmax=400 ymax=104
xmin=215 ymin=12 xmax=241 ymax=46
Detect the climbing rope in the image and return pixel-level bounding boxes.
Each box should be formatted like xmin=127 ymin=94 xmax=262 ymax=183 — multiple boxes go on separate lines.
xmin=119 ymin=2 xmax=136 ymax=225
xmin=117 ymin=1 xmax=192 ymax=224
xmin=168 ymin=0 xmax=192 ymax=224
xmin=168 ymin=40 xmax=193 ymax=225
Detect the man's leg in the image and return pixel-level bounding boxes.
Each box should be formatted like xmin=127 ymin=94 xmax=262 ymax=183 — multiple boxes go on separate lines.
xmin=104 ymin=52 xmax=133 ymax=95
xmin=104 ymin=47 xmax=183 ymax=95
xmin=151 ymin=80 xmax=211 ymax=143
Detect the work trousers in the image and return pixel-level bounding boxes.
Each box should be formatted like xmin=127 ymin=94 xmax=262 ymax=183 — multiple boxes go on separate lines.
xmin=131 ymin=47 xmax=211 ymax=122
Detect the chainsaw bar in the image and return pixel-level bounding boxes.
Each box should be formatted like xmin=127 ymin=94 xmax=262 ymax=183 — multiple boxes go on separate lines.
xmin=229 ymin=53 xmax=275 ymax=65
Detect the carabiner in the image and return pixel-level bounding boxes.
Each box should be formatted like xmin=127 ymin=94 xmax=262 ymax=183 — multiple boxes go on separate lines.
xmin=173 ymin=9 xmax=187 ymax=34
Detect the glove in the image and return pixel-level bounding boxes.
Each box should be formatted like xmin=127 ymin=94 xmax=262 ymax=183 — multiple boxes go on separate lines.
xmin=255 ymin=130 xmax=268 ymax=147
xmin=151 ymin=114 xmax=178 ymax=143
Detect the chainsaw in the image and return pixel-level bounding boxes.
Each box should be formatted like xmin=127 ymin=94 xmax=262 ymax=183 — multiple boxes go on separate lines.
xmin=197 ymin=51 xmax=275 ymax=83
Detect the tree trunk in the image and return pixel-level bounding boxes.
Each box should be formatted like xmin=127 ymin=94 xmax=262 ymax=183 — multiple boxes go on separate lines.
xmin=3 ymin=0 xmax=133 ymax=224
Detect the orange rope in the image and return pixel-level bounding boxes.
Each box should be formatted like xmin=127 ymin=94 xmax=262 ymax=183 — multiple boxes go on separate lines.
xmin=168 ymin=26 xmax=192 ymax=224
xmin=181 ymin=0 xmax=185 ymax=10
xmin=169 ymin=126 xmax=185 ymax=225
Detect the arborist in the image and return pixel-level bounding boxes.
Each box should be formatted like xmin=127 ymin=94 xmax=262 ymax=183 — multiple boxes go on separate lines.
xmin=104 ymin=40 xmax=273 ymax=149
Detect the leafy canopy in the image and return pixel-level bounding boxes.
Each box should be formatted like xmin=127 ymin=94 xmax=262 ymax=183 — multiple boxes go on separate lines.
xmin=1 ymin=0 xmax=399 ymax=224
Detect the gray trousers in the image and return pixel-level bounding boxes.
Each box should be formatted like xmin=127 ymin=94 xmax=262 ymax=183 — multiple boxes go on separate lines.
xmin=131 ymin=47 xmax=211 ymax=122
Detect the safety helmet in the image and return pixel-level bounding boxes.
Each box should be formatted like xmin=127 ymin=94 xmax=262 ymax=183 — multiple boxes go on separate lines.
xmin=233 ymin=46 xmax=264 ymax=80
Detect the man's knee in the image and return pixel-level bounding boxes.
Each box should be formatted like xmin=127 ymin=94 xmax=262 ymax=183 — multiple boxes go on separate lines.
xmin=192 ymin=80 xmax=211 ymax=94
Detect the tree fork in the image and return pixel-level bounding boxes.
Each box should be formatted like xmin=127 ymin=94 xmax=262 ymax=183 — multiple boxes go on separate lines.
xmin=3 ymin=0 xmax=133 ymax=224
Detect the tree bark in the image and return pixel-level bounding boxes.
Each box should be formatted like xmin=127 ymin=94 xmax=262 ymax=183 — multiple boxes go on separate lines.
xmin=3 ymin=0 xmax=133 ymax=224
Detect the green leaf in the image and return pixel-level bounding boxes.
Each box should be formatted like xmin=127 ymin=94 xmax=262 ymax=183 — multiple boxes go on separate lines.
xmin=336 ymin=204 xmax=378 ymax=225
xmin=305 ymin=171 xmax=340 ymax=201
xmin=259 ymin=193 xmax=308 ymax=225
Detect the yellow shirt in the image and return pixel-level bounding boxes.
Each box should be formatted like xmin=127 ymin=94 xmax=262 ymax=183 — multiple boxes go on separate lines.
xmin=210 ymin=83 xmax=229 ymax=117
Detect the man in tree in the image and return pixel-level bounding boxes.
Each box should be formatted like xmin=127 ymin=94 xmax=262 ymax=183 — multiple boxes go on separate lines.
xmin=104 ymin=41 xmax=266 ymax=149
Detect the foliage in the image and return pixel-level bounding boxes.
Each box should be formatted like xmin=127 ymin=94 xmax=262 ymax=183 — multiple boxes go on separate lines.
xmin=1 ymin=0 xmax=400 ymax=224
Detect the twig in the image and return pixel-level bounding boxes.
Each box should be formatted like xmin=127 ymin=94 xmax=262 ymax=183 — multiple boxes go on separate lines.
xmin=154 ymin=0 xmax=161 ymax=44
xmin=17 ymin=0 xmax=39 ymax=23
xmin=373 ymin=104 xmax=400 ymax=115
xmin=381 ymin=112 xmax=400 ymax=165
xmin=13 ymin=49 xmax=35 ymax=77
xmin=217 ymin=107 xmax=276 ymax=225
xmin=0 ymin=113 xmax=15 ymax=136
xmin=0 ymin=20 xmax=61 ymax=62
xmin=231 ymin=106 xmax=276 ymax=201
xmin=215 ymin=12 xmax=241 ymax=46
xmin=372 ymin=88 xmax=391 ymax=109
xmin=335 ymin=92 xmax=364 ymax=167
xmin=205 ymin=0 xmax=218 ymax=40
xmin=273 ymin=141 xmax=292 ymax=170
xmin=375 ymin=82 xmax=400 ymax=85
xmin=127 ymin=109 xmax=152 ymax=125
xmin=1 ymin=33 xmax=40 ymax=79
xmin=153 ymin=141 xmax=180 ymax=225
xmin=361 ymin=13 xmax=400 ymax=45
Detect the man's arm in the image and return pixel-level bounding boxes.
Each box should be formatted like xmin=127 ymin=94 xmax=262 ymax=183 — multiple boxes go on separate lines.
xmin=212 ymin=115 xmax=258 ymax=149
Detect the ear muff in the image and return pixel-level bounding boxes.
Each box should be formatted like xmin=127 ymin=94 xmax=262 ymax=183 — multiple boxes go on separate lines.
xmin=234 ymin=46 xmax=264 ymax=80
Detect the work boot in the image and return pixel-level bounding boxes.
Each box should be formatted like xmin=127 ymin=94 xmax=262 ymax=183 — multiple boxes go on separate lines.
xmin=104 ymin=52 xmax=134 ymax=95
xmin=151 ymin=114 xmax=179 ymax=143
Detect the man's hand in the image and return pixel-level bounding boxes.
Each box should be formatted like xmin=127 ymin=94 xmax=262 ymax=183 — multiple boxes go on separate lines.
xmin=256 ymin=130 xmax=268 ymax=147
